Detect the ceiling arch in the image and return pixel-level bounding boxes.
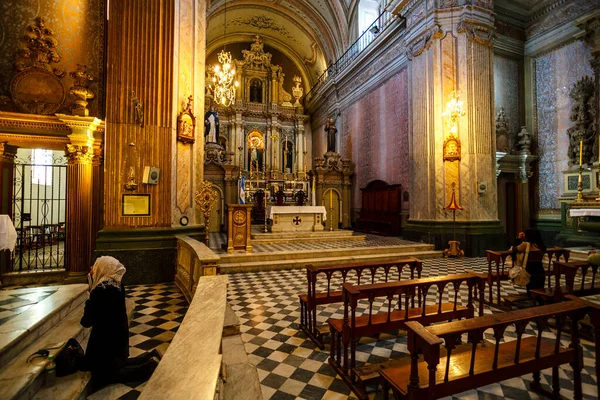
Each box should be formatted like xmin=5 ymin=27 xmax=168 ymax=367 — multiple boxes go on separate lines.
xmin=207 ymin=0 xmax=353 ymax=86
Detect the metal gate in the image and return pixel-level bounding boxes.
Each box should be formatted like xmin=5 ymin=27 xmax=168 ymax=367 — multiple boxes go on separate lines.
xmin=11 ymin=154 xmax=67 ymax=271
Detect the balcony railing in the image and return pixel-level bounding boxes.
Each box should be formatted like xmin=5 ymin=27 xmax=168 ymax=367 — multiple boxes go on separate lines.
xmin=304 ymin=9 xmax=402 ymax=105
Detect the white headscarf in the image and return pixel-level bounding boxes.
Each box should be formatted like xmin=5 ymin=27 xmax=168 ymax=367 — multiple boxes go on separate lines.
xmin=91 ymin=256 xmax=126 ymax=291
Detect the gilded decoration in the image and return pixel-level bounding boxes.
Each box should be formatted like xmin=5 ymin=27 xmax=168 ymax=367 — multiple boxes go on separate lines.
xmin=65 ymin=144 xmax=92 ymax=164
xmin=69 ymin=64 xmax=95 ymax=117
xmin=443 ymin=136 xmax=461 ymax=162
xmin=177 ymin=95 xmax=196 ymax=144
xmin=242 ymin=35 xmax=273 ymax=70
xmin=15 ymin=17 xmax=64 ymax=75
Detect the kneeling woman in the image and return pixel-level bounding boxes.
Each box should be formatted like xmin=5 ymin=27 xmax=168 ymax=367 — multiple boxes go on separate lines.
xmin=513 ymin=228 xmax=547 ymax=294
xmin=81 ymin=256 xmax=159 ymax=390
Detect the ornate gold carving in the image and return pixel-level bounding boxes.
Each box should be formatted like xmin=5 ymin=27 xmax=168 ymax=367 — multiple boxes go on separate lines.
xmin=242 ymin=35 xmax=273 ymax=69
xmin=65 ymin=144 xmax=93 ymax=164
xmin=292 ymin=76 xmax=303 ymax=107
xmin=10 ymin=68 xmax=66 ymax=115
xmin=407 ymin=25 xmax=443 ymax=60
xmin=177 ymin=95 xmax=195 ymax=144
xmin=443 ymin=136 xmax=461 ymax=162
xmin=233 ymin=210 xmax=246 ymax=224
xmin=456 ymin=20 xmax=495 ymax=47
xmin=16 ymin=17 xmax=64 ymax=76
xmin=194 ymin=181 xmax=220 ymax=246
xmin=70 ymin=64 xmax=95 ymax=117
xmin=0 ymin=142 xmax=18 ymax=162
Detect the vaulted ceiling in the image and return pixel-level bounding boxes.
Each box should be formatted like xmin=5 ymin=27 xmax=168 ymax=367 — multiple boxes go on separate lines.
xmin=206 ymin=0 xmax=357 ymax=87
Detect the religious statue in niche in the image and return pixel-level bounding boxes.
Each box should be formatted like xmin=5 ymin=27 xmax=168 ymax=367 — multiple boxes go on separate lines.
xmin=495 ymin=108 xmax=510 ymax=153
xmin=248 ymin=134 xmax=264 ymax=172
xmin=567 ymin=76 xmax=596 ymax=167
xmin=282 ymin=140 xmax=294 ymax=173
xmin=249 ymin=78 xmax=263 ymax=103
xmin=443 ymin=136 xmax=461 ymax=162
xmin=325 ymin=117 xmax=337 ymax=153
xmin=177 ymin=96 xmax=196 ymax=144
xmin=204 ymin=104 xmax=220 ymax=143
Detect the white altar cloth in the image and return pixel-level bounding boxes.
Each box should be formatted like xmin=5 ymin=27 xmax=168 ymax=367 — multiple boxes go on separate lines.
xmin=267 ymin=206 xmax=327 ymax=233
xmin=570 ymin=209 xmax=600 ymax=217
xmin=267 ymin=206 xmax=327 ymax=221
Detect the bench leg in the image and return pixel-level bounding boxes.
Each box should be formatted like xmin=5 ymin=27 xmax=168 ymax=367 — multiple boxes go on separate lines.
xmin=381 ymin=378 xmax=389 ymax=400
xmin=552 ymin=366 xmax=560 ymax=397
xmin=531 ymin=370 xmax=541 ymax=392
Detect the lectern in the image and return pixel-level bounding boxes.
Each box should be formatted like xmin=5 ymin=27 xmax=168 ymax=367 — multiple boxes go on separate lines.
xmin=227 ymin=204 xmax=253 ymax=253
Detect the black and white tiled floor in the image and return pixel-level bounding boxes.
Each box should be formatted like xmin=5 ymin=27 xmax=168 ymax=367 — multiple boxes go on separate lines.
xmin=88 ymin=283 xmax=189 ymax=400
xmin=228 ymin=257 xmax=600 ymax=400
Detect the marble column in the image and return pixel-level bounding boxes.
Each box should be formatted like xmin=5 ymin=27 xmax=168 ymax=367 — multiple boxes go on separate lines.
xmin=57 ymin=115 xmax=101 ymax=279
xmin=399 ymin=0 xmax=503 ymax=255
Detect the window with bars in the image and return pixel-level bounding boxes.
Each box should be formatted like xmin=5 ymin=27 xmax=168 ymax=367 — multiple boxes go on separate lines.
xmin=31 ymin=149 xmax=53 ymax=186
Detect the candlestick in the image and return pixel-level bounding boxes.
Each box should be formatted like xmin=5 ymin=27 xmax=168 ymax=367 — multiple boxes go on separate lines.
xmin=329 ymin=191 xmax=333 ymax=208
xmin=580 ymin=140 xmax=583 ymax=166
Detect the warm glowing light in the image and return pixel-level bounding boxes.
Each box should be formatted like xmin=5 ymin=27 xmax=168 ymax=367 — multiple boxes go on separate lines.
xmin=209 ymin=50 xmax=238 ymax=107
xmin=443 ymin=91 xmax=465 ymax=138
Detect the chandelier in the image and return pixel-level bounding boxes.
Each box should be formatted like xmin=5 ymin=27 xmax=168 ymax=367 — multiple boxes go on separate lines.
xmin=209 ymin=0 xmax=238 ymax=107
xmin=442 ymin=90 xmax=465 ymax=136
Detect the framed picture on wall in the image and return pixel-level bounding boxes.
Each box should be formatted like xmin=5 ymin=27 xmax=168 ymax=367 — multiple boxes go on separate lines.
xmin=122 ymin=194 xmax=151 ymax=216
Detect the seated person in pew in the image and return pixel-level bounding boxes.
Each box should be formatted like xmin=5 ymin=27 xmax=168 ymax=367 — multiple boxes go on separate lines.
xmin=510 ymin=228 xmax=546 ymax=295
xmin=81 ymin=256 xmax=161 ymax=391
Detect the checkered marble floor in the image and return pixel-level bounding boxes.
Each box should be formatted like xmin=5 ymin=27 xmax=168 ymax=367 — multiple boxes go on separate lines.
xmin=0 ymin=286 xmax=58 ymax=325
xmin=227 ymin=257 xmax=600 ymax=400
xmin=88 ymin=283 xmax=188 ymax=400
xmin=209 ymin=231 xmax=422 ymax=254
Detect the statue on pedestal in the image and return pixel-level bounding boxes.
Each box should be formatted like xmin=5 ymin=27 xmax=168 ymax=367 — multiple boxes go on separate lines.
xmin=517 ymin=126 xmax=531 ymax=155
xmin=325 ymin=117 xmax=337 ymax=153
xmin=204 ymin=105 xmax=219 ymax=143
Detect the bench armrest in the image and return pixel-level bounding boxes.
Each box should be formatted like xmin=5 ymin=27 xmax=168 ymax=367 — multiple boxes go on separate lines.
xmin=405 ymin=321 xmax=443 ymax=347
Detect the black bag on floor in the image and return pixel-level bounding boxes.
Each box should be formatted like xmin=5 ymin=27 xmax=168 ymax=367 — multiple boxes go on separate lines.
xmin=56 ymin=338 xmax=84 ymax=377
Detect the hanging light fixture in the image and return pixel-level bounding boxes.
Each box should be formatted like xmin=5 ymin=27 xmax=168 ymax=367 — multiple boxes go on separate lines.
xmin=209 ymin=0 xmax=238 ymax=107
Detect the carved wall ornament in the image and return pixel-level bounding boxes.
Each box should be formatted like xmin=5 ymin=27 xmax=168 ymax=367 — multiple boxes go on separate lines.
xmin=241 ymin=35 xmax=273 ymax=69
xmin=10 ymin=68 xmax=66 ymax=115
xmin=495 ymin=107 xmax=511 ymax=153
xmin=517 ymin=126 xmax=532 ymax=156
xmin=443 ymin=135 xmax=461 ymax=162
xmin=131 ymin=91 xmax=144 ymax=128
xmin=69 ymin=64 xmax=95 ymax=117
xmin=567 ymin=76 xmax=596 ymax=167
xmin=65 ymin=144 xmax=92 ymax=163
xmin=456 ymin=20 xmax=495 ymax=47
xmin=177 ymin=95 xmax=196 ymax=144
xmin=303 ymin=42 xmax=318 ymax=66
xmin=16 ymin=17 xmax=64 ymax=76
xmin=292 ymin=76 xmax=304 ymax=107
xmin=407 ymin=25 xmax=443 ymax=60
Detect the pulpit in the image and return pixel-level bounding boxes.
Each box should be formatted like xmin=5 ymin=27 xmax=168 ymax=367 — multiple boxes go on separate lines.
xmin=226 ymin=204 xmax=253 ymax=253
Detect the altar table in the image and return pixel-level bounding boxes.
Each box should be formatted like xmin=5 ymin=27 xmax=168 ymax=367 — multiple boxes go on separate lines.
xmin=570 ymin=208 xmax=600 ymax=217
xmin=267 ymin=206 xmax=327 ymax=233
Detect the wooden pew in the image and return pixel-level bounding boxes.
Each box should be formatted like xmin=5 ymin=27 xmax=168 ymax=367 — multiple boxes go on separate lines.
xmin=380 ymin=297 xmax=600 ymax=400
xmin=298 ymin=258 xmax=423 ymax=349
xmin=475 ymin=247 xmax=570 ymax=307
xmin=531 ymin=260 xmax=600 ymax=305
xmin=328 ymin=273 xmax=484 ymax=399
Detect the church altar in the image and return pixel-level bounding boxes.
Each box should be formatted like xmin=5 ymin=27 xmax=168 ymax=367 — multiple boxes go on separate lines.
xmin=267 ymin=206 xmax=327 ymax=233
xmin=569 ymin=208 xmax=600 ymax=217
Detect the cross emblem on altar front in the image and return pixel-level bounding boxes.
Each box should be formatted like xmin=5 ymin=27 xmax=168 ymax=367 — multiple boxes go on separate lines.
xmin=293 ymin=216 xmax=302 ymax=225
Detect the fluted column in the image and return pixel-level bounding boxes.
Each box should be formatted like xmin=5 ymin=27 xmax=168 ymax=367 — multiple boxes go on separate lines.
xmin=399 ymin=0 xmax=503 ymax=254
xmin=91 ymin=122 xmax=105 ymax=251
xmin=57 ymin=115 xmax=101 ymax=278
xmin=0 ymin=142 xmax=17 ymax=275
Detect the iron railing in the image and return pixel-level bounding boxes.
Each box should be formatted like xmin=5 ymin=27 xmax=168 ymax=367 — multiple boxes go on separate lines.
xmin=304 ymin=8 xmax=401 ymax=104
xmin=12 ymin=156 xmax=67 ymax=271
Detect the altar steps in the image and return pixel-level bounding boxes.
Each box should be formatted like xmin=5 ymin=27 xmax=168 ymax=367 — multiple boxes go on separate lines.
xmin=250 ymin=229 xmax=366 ymax=245
xmin=217 ymin=244 xmax=440 ymax=274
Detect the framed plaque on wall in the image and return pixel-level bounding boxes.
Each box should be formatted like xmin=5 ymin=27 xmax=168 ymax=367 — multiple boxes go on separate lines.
xmin=122 ymin=194 xmax=151 ymax=216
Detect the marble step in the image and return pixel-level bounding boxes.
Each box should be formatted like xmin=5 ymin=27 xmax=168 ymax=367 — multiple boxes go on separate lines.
xmin=251 ymin=231 xmax=366 ymax=245
xmin=0 ymin=284 xmax=89 ymax=371
xmin=0 ymin=293 xmax=136 ymax=400
xmin=218 ymin=250 xmax=442 ymax=274
xmin=223 ymin=303 xmax=240 ymax=337
xmin=221 ymin=335 xmax=262 ymax=400
xmin=218 ymin=243 xmax=436 ymax=264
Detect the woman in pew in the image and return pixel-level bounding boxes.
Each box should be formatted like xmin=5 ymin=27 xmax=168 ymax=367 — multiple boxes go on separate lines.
xmin=81 ymin=256 xmax=160 ymax=391
xmin=511 ymin=228 xmax=547 ymax=295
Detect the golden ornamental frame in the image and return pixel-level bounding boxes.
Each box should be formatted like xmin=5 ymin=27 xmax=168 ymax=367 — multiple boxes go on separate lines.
xmin=443 ymin=135 xmax=461 ymax=162
xmin=177 ymin=95 xmax=196 ymax=144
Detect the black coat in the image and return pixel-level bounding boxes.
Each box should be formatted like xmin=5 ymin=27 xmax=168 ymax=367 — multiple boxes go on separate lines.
xmin=80 ymin=284 xmax=129 ymax=381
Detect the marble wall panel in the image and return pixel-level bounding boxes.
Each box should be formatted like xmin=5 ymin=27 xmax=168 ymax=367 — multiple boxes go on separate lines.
xmin=494 ymin=56 xmax=520 ymax=144
xmin=535 ymin=40 xmax=593 ymax=210
xmin=338 ymin=69 xmax=409 ymax=209
xmin=0 ymin=0 xmax=104 ymax=117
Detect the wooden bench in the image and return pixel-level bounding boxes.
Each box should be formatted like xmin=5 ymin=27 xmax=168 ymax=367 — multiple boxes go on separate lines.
xmin=380 ymin=296 xmax=600 ymax=400
xmin=473 ymin=247 xmax=570 ymax=307
xmin=531 ymin=260 xmax=600 ymax=305
xmin=298 ymin=258 xmax=423 ymax=349
xmin=328 ymin=273 xmax=484 ymax=399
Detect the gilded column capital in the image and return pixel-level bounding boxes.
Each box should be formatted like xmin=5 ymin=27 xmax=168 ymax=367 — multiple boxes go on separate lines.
xmin=65 ymin=144 xmax=93 ymax=164
xmin=0 ymin=142 xmax=18 ymax=162
xmin=55 ymin=114 xmax=102 ymax=149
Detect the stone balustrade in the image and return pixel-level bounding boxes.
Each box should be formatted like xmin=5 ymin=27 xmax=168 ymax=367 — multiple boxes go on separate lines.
xmin=174 ymin=235 xmax=220 ymax=303
xmin=139 ymin=274 xmax=229 ymax=400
